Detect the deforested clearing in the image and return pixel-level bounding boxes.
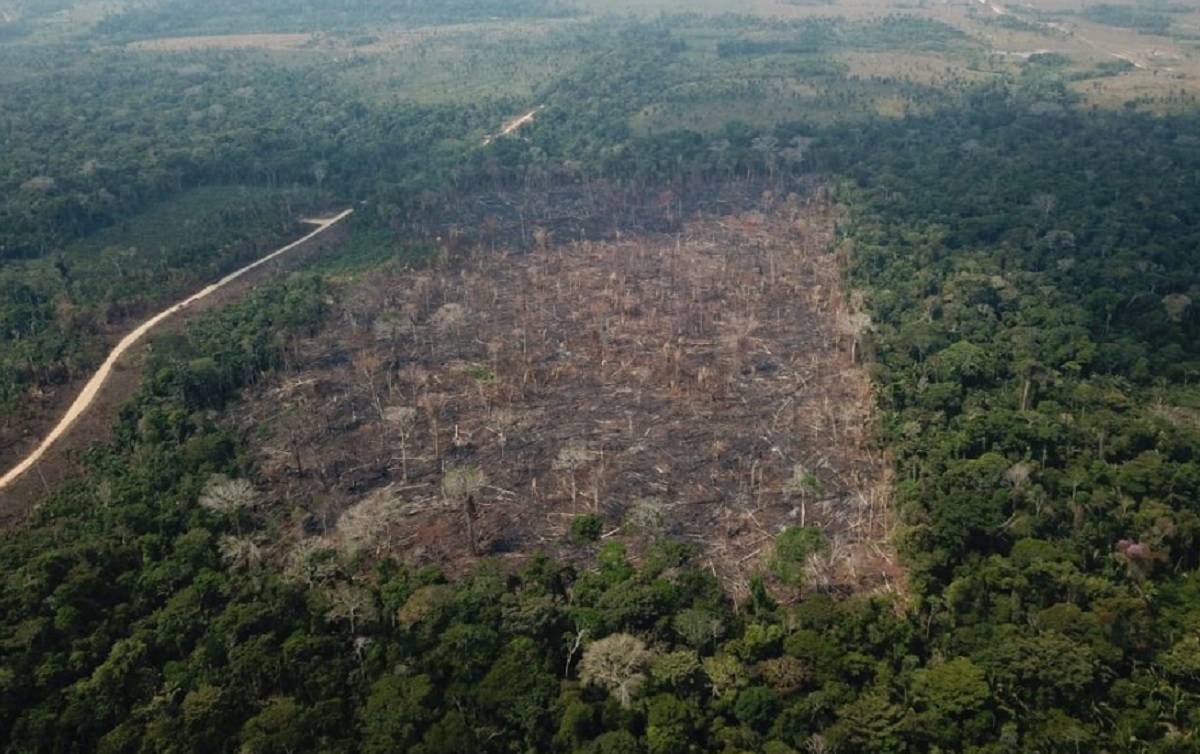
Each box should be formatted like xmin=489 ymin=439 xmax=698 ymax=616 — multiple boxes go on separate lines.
xmin=236 ymin=189 xmax=896 ymax=596
xmin=125 ymin=33 xmax=315 ymax=50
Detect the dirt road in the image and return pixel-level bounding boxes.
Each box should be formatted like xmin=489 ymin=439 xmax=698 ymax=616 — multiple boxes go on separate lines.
xmin=483 ymin=106 xmax=543 ymax=145
xmin=0 ymin=209 xmax=353 ymax=494
xmin=973 ymin=0 xmax=1153 ymax=70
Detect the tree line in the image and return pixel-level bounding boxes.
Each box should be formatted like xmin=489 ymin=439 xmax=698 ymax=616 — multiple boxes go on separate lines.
xmin=4 ymin=12 xmax=1200 ymax=752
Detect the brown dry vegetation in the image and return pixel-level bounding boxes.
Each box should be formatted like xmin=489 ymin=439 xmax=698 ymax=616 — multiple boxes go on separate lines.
xmin=235 ymin=187 xmax=897 ymax=597
xmin=125 ymin=33 xmax=317 ymax=51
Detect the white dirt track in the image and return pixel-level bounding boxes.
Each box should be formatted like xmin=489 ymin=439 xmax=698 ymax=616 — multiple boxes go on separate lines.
xmin=0 ymin=209 xmax=353 ymax=494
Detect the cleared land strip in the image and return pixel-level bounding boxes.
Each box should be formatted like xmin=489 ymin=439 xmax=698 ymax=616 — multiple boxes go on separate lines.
xmin=0 ymin=209 xmax=354 ymax=494
xmin=483 ymin=106 xmax=543 ymax=145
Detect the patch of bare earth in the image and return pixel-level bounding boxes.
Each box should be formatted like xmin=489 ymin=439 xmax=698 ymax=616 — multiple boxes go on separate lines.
xmin=236 ymin=192 xmax=896 ymax=597
xmin=126 ymin=34 xmax=315 ymax=51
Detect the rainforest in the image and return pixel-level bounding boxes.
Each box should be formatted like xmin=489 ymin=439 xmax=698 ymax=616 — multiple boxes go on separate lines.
xmin=2 ymin=0 xmax=1200 ymax=752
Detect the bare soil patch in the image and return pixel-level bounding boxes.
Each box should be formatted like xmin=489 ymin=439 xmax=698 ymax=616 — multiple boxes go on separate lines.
xmin=484 ymin=106 xmax=544 ymax=145
xmin=126 ymin=34 xmax=315 ymax=51
xmin=237 ymin=188 xmax=896 ymax=595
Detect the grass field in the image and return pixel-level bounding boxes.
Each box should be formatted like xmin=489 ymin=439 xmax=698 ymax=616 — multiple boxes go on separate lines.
xmin=13 ymin=0 xmax=1186 ymax=118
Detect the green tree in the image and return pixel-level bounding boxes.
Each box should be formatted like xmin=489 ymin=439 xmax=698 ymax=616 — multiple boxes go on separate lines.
xmin=239 ymin=697 xmax=309 ymax=754
xmin=909 ymin=657 xmax=993 ymax=748
xmin=650 ymin=651 xmax=704 ymax=695
xmin=734 ymin=685 xmax=781 ymax=734
xmin=358 ymin=674 xmax=435 ymax=753
xmin=825 ymin=687 xmax=907 ymax=754
xmin=771 ymin=527 xmax=827 ymax=588
xmin=571 ymin=513 xmax=605 ymax=543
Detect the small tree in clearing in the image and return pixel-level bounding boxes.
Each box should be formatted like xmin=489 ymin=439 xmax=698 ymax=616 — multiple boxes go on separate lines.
xmin=430 ymin=302 xmax=468 ymax=341
xmin=579 ymin=633 xmax=654 ymax=709
xmin=553 ymin=440 xmax=599 ymax=505
xmin=771 ymin=526 xmax=828 ymax=589
xmin=719 ymin=312 xmax=759 ymax=374
xmin=383 ymin=405 xmax=418 ymax=481
xmin=443 ymin=466 xmax=487 ymax=556
xmin=783 ymin=465 xmax=823 ymax=528
xmin=484 ymin=407 xmax=518 ymax=459
xmin=442 ymin=465 xmax=487 ymax=506
xmin=631 ymin=494 xmax=665 ymax=524
xmin=570 ymin=513 xmax=604 ymax=543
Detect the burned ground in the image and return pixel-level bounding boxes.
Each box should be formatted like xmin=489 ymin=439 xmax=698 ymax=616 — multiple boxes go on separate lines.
xmin=234 ymin=186 xmax=896 ymax=596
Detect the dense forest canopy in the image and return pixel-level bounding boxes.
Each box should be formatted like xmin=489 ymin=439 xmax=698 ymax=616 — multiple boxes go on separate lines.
xmin=94 ymin=0 xmax=579 ymax=39
xmin=4 ymin=1 xmax=1200 ymax=752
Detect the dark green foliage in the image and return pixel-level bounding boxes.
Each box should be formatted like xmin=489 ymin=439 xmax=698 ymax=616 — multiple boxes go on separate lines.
xmin=0 ymin=39 xmax=506 ymax=418
xmin=588 ymin=730 xmax=641 ymax=754
xmin=1081 ymin=4 xmax=1174 ymax=33
xmin=0 ymin=286 xmax=908 ymax=750
xmin=770 ymin=526 xmax=827 ymax=588
xmin=6 ymin=7 xmax=1200 ymax=752
xmin=732 ymin=686 xmax=780 ymax=733
xmin=811 ymin=78 xmax=1200 ymax=749
xmin=716 ymin=15 xmax=975 ymax=58
xmin=96 ymin=0 xmax=578 ymax=40
xmin=572 ymin=513 xmax=606 ymax=544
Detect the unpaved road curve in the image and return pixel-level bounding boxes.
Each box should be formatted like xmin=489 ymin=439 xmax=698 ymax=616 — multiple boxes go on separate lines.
xmin=0 ymin=208 xmax=353 ymax=494
xmin=483 ymin=106 xmax=543 ymax=145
